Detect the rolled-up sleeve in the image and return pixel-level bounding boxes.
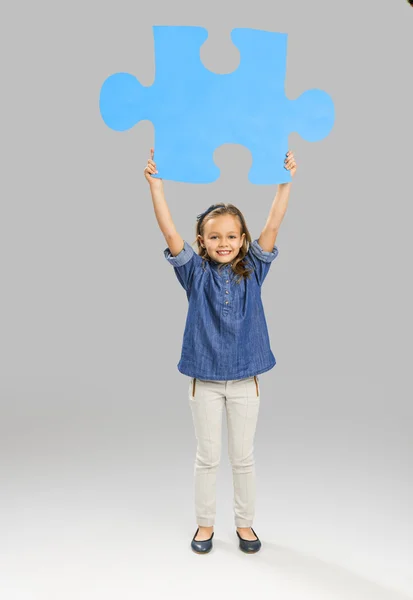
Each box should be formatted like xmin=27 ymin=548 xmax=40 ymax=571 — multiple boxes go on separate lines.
xmin=164 ymin=240 xmax=201 ymax=293
xmin=247 ymin=239 xmax=279 ymax=286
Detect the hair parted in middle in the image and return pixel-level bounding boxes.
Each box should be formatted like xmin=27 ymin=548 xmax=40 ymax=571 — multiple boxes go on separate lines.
xmin=192 ymin=203 xmax=254 ymax=284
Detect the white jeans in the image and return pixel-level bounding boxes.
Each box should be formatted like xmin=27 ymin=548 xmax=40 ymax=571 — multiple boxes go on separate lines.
xmin=188 ymin=375 xmax=261 ymax=528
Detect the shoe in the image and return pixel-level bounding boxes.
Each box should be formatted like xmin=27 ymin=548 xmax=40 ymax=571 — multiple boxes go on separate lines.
xmin=236 ymin=527 xmax=262 ymax=553
xmin=191 ymin=527 xmax=214 ymax=554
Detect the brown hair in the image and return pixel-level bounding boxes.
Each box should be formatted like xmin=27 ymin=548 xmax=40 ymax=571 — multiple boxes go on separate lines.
xmin=192 ymin=203 xmax=254 ymax=284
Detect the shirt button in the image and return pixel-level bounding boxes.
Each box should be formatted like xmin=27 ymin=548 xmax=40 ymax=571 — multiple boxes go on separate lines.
xmin=226 ymin=280 xmax=229 ymax=283
xmin=225 ymin=290 xmax=229 ymax=294
xmin=225 ymin=301 xmax=229 ymax=304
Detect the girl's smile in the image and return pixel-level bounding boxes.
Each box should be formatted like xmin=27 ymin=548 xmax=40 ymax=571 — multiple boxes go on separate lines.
xmin=213 ymin=248 xmax=237 ymax=263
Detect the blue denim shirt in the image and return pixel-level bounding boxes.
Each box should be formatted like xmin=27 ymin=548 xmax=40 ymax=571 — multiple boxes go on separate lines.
xmin=164 ymin=239 xmax=279 ymax=381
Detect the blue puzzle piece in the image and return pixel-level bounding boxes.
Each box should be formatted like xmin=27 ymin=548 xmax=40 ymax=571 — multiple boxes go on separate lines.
xmin=100 ymin=26 xmax=335 ymax=184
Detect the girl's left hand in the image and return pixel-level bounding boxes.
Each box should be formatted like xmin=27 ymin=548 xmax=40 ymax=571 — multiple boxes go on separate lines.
xmin=284 ymin=150 xmax=297 ymax=178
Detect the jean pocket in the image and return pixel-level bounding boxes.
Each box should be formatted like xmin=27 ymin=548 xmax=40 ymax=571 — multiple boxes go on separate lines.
xmin=189 ymin=377 xmax=197 ymax=399
xmin=253 ymin=375 xmax=260 ymax=397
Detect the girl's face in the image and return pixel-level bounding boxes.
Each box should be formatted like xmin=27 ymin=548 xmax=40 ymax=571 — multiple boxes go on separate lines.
xmin=199 ymin=215 xmax=245 ymax=264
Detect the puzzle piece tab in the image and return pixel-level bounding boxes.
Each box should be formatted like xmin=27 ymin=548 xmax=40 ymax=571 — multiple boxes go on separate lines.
xmin=100 ymin=26 xmax=335 ymax=184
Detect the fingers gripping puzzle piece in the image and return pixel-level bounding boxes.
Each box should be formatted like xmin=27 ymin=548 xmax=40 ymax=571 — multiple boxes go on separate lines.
xmin=100 ymin=26 xmax=335 ymax=184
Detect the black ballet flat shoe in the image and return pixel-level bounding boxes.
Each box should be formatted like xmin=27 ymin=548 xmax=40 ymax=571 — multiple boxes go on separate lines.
xmin=236 ymin=527 xmax=262 ymax=553
xmin=191 ymin=528 xmax=214 ymax=554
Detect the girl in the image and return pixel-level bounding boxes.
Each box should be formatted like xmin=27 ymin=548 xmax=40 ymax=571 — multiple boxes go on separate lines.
xmin=144 ymin=148 xmax=297 ymax=554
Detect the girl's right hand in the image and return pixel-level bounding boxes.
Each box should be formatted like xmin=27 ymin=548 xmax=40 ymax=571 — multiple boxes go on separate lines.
xmin=144 ymin=148 xmax=162 ymax=186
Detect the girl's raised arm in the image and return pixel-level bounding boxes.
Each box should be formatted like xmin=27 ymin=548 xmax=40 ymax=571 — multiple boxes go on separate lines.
xmin=258 ymin=150 xmax=297 ymax=251
xmin=144 ymin=148 xmax=184 ymax=257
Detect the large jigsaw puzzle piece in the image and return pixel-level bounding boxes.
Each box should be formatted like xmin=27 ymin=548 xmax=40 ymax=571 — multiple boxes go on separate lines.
xmin=100 ymin=26 xmax=335 ymax=184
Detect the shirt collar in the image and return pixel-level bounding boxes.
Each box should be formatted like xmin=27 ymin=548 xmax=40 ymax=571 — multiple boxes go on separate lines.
xmin=209 ymin=258 xmax=233 ymax=270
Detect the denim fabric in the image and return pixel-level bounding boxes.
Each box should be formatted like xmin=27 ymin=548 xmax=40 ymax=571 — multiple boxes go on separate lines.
xmin=163 ymin=239 xmax=279 ymax=380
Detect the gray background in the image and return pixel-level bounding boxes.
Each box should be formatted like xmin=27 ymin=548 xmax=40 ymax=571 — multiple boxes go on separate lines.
xmin=1 ymin=1 xmax=412 ymax=599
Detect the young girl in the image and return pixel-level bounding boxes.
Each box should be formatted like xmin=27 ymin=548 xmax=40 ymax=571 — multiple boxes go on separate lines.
xmin=144 ymin=148 xmax=297 ymax=555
